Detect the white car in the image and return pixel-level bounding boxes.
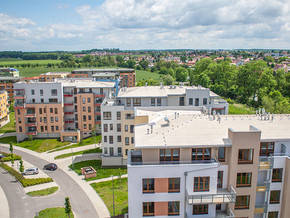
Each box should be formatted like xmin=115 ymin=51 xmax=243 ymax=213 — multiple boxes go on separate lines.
xmin=23 ymin=167 xmax=39 ymax=175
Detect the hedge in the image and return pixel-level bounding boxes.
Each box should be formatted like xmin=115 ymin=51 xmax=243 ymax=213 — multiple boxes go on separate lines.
xmin=0 ymin=163 xmax=53 ymax=187
xmin=0 ymin=152 xmax=22 ymax=162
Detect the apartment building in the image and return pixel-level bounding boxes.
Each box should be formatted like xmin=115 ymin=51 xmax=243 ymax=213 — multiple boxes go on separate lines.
xmin=101 ymin=85 xmax=228 ymax=166
xmin=0 ymin=90 xmax=10 ymax=128
xmin=0 ymin=68 xmax=20 ymax=103
xmin=128 ymin=109 xmax=290 ymax=218
xmin=14 ymin=78 xmax=116 ymax=142
xmin=38 ymin=72 xmax=70 ymax=82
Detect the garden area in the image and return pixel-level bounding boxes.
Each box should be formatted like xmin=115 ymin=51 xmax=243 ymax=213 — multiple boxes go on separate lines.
xmin=91 ymin=178 xmax=128 ymax=216
xmin=54 ymin=148 xmax=101 ymax=160
xmin=0 ymin=112 xmax=16 ymax=134
xmin=35 ymin=207 xmax=74 ymax=218
xmin=68 ymin=160 xmax=127 ymax=181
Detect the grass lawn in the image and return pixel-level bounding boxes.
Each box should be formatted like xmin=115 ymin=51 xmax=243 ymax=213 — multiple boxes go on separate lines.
xmin=0 ymin=59 xmax=62 ymax=66
xmin=50 ymin=135 xmax=102 ymax=153
xmin=69 ymin=160 xmax=127 ymax=181
xmin=54 ymin=148 xmax=101 ymax=160
xmin=35 ymin=207 xmax=74 ymax=218
xmin=136 ymin=69 xmax=160 ymax=82
xmin=0 ymin=112 xmax=16 ymax=133
xmin=0 ymin=136 xmax=70 ymax=152
xmin=19 ymin=67 xmax=76 ymax=77
xmin=229 ymin=103 xmax=255 ymax=115
xmin=91 ymin=178 xmax=128 ymax=216
xmin=27 ymin=186 xmax=58 ymax=197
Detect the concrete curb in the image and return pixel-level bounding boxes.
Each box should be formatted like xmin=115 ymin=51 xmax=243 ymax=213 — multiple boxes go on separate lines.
xmin=0 ymin=186 xmax=10 ymax=218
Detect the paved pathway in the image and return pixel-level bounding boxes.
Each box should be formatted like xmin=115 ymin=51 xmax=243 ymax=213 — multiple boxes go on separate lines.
xmin=0 ymin=132 xmax=17 ymax=138
xmin=88 ymin=174 xmax=128 ymax=184
xmin=0 ymin=143 xmax=110 ymax=218
xmin=0 ymin=185 xmax=9 ymax=218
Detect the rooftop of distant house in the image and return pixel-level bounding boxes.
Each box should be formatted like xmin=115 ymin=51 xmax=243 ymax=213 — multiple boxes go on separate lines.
xmin=39 ymin=72 xmax=70 ymax=76
xmin=71 ymin=68 xmax=135 ymax=73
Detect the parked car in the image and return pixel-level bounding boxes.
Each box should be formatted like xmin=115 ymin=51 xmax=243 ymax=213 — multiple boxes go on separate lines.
xmin=43 ymin=163 xmax=57 ymax=171
xmin=23 ymin=167 xmax=39 ymax=175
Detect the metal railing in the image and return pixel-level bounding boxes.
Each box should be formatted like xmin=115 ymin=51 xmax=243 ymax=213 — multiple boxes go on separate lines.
xmin=130 ymin=158 xmax=218 ymax=166
xmin=259 ymin=156 xmax=274 ymax=169
xmin=255 ymin=202 xmax=268 ymax=214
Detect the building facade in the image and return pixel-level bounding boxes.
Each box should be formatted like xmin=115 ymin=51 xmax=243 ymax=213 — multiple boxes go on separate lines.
xmin=0 ymin=90 xmax=10 ymax=128
xmin=128 ymin=109 xmax=290 ymax=218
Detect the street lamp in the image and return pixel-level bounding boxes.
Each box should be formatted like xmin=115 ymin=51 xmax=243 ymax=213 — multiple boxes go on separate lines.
xmin=111 ymin=175 xmax=115 ymax=217
xmin=70 ymin=136 xmax=74 ymax=169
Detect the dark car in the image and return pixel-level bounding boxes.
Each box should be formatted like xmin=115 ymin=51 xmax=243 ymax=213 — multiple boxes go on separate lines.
xmin=43 ymin=163 xmax=57 ymax=171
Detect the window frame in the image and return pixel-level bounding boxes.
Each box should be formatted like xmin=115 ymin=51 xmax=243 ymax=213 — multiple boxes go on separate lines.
xmin=192 ymin=148 xmax=211 ymax=161
xmin=236 ymin=173 xmax=252 ymax=187
xmin=218 ymin=147 xmax=225 ymax=162
xmin=235 ymin=195 xmax=250 ymax=209
xmin=103 ymin=112 xmax=112 ymax=120
xmin=238 ymin=149 xmax=254 ymax=164
xmin=142 ymin=179 xmax=155 ymax=193
xmin=133 ymin=98 xmax=141 ymax=106
xmin=192 ymin=204 xmax=208 ymax=215
xmin=168 ymin=178 xmax=180 ymax=193
xmin=217 ymin=171 xmax=223 ymax=188
xmin=260 ymin=142 xmax=275 ymax=156
xmin=194 ymin=177 xmax=210 ymax=192
xmin=168 ymin=201 xmax=180 ymax=216
xmin=160 ymin=149 xmax=180 ymax=163
xmin=270 ymin=190 xmax=280 ymax=204
xmin=272 ymin=168 xmax=283 ymax=183
xmin=143 ymin=202 xmax=154 ymax=216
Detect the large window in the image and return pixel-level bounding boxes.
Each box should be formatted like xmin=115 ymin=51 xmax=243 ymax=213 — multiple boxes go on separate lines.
xmin=268 ymin=211 xmax=279 ymax=218
xmin=217 ymin=171 xmax=223 ymax=188
xmin=157 ymin=98 xmax=161 ymax=106
xmin=168 ymin=178 xmax=180 ymax=193
xmin=143 ymin=202 xmax=154 ymax=216
xmin=168 ymin=201 xmax=180 ymax=216
xmin=194 ymin=177 xmax=210 ymax=192
xmin=189 ymin=98 xmax=193 ymax=105
xmin=160 ymin=149 xmax=180 ymax=163
xmin=238 ymin=149 xmax=254 ymax=164
xmin=133 ymin=98 xmax=141 ymax=106
xmin=103 ymin=124 xmax=108 ymax=132
xmin=272 ymin=168 xmax=283 ymax=182
xmin=235 ymin=195 xmax=250 ymax=209
xmin=218 ymin=147 xmax=225 ymax=162
xmin=51 ymin=89 xmax=57 ymax=96
xmin=109 ymin=136 xmax=113 ymax=144
xmin=192 ymin=148 xmax=211 ymax=161
xmin=237 ymin=173 xmax=252 ymax=187
xmin=143 ymin=179 xmax=154 ymax=193
xmin=126 ymin=98 xmax=131 ymax=107
xmin=151 ymin=98 xmax=155 ymax=106
xmin=192 ymin=204 xmax=208 ymax=215
xmin=270 ymin=190 xmax=280 ymax=204
xmin=260 ymin=142 xmax=274 ymax=156
xmin=103 ymin=112 xmax=111 ymax=120
xmin=117 ymin=124 xmax=121 ymax=132
xmin=117 ymin=111 xmax=121 ymax=120
xmin=130 ymin=125 xmax=134 ymax=133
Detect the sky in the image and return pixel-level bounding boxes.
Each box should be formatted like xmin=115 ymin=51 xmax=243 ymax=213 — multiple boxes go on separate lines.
xmin=1 ymin=0 xmax=290 ymax=51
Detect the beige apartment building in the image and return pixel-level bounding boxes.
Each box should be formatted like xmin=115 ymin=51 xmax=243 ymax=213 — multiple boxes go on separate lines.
xmin=0 ymin=90 xmax=10 ymax=128
xmin=128 ymin=109 xmax=290 ymax=218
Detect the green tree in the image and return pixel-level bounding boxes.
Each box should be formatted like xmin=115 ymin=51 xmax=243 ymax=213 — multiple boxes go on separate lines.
xmin=82 ymin=54 xmax=93 ymax=63
xmin=139 ymin=60 xmax=149 ymax=70
xmin=161 ymin=74 xmax=174 ymax=85
xmin=9 ymin=142 xmax=13 ymax=154
xmin=197 ymin=73 xmax=210 ymax=88
xmin=19 ymin=159 xmax=24 ymax=173
xmin=126 ymin=59 xmax=136 ymax=68
xmin=65 ymin=197 xmax=72 ymax=218
xmin=28 ymin=135 xmax=33 ymax=147
xmin=11 ymin=154 xmax=14 ymax=167
xmin=175 ymin=67 xmax=188 ymax=82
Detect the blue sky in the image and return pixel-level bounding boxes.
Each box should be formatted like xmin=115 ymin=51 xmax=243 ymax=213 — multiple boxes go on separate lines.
xmin=1 ymin=0 xmax=290 ymax=51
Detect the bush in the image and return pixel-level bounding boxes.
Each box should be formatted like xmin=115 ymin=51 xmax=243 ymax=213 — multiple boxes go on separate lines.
xmin=226 ymin=98 xmax=235 ymax=104
xmin=0 ymin=163 xmax=53 ymax=187
xmin=0 ymin=152 xmax=22 ymax=162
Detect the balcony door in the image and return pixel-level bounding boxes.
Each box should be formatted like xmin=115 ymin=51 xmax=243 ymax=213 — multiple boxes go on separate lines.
xmin=160 ymin=149 xmax=180 ymax=163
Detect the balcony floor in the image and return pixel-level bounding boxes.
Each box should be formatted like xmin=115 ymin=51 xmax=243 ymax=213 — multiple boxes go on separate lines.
xmin=188 ymin=189 xmax=235 ymax=204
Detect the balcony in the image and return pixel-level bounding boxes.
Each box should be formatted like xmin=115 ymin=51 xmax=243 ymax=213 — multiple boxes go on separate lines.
xmin=65 ymin=119 xmax=74 ymax=123
xmin=259 ymin=156 xmax=274 ymax=170
xmin=216 ymin=208 xmax=235 ymax=218
xmin=25 ymin=113 xmax=36 ymax=118
xmin=64 ymin=111 xmax=74 ymax=114
xmin=25 ymin=122 xmax=37 ymax=127
xmin=26 ymin=131 xmax=37 ymax=136
xmin=63 ymin=92 xmax=73 ymax=97
xmin=14 ymin=94 xmax=25 ymax=100
xmin=254 ymin=203 xmax=268 ymax=214
xmin=94 ymin=94 xmax=105 ymax=98
xmin=64 ymin=102 xmax=74 ymax=106
xmin=256 ymin=180 xmax=270 ymax=192
xmin=14 ymin=102 xmax=25 ymax=109
xmin=187 ymin=186 xmax=236 ymax=205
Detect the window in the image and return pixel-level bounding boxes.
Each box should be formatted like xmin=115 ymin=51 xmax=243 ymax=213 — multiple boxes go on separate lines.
xmin=125 ymin=113 xmax=134 ymax=119
xmin=104 ymin=147 xmax=108 ymax=154
xmin=18 ymin=117 xmax=22 ymax=123
xmin=237 ymin=173 xmax=252 ymax=187
xmin=195 ymin=98 xmax=199 ymax=106
xmin=83 ymin=106 xmax=86 ymax=112
xmin=83 ymin=115 xmax=86 ymax=122
xmin=50 ymin=117 xmax=54 ymax=123
xmin=100 ymin=88 xmax=103 ymax=94
xmin=19 ymin=126 xmax=22 ymax=132
xmin=160 ymin=149 xmax=180 ymax=163
xmin=189 ymin=98 xmax=193 ymax=105
xmin=125 ymin=137 xmax=129 ymax=145
xmin=238 ymin=149 xmax=253 ymax=164
xmin=218 ymin=147 xmax=225 ymax=162
xmin=130 ymin=125 xmax=134 ymax=133
xmin=117 ymin=111 xmax=121 ymax=120
xmin=193 ymin=204 xmax=208 ymax=215
xmin=103 ymin=112 xmax=111 ymax=120
xmin=126 ymin=98 xmax=132 ymax=107
xmin=41 ymin=126 xmax=44 ymax=132
xmin=54 ymin=108 xmax=57 ymax=114
xmin=131 ymin=137 xmax=134 ymax=144
xmin=109 ymin=147 xmax=114 ymax=156
xmin=157 ymin=98 xmax=161 ymax=106
xmin=268 ymin=212 xmax=279 ymax=218
xmin=194 ymin=177 xmax=210 ymax=192
xmin=168 ymin=178 xmax=180 ymax=192
xmin=44 ymin=108 xmax=46 ymax=113
xmin=55 ymin=117 xmax=58 ymax=122
xmin=151 ymin=98 xmax=155 ymax=106
xmin=45 ymin=126 xmax=47 ymax=131
xmin=168 ymin=201 xmax=180 ymax=216
xmin=192 ymin=148 xmax=211 ymax=161
xmin=31 ymin=89 xmax=35 ymax=95
xmin=50 ymin=108 xmax=53 ymax=113
xmin=117 ymin=124 xmax=121 ymax=132
xmin=104 ymin=136 xmax=107 ymax=142
xmin=87 ymin=97 xmax=91 ymax=103
xmin=84 ymin=124 xmax=87 ymax=129
xmin=49 ymin=98 xmax=57 ymax=103
xmin=217 ymin=171 xmax=223 ymax=188
xmin=51 ymin=126 xmax=54 ymax=132
xmin=17 ymin=109 xmax=20 ymax=115
xmin=272 ymin=168 xmax=283 ymax=182
xmin=109 ymin=136 xmax=113 ymax=144
xmin=82 ymin=97 xmax=86 ymax=103
xmin=88 ymin=115 xmax=91 ymax=120
xmin=40 ymin=117 xmax=42 ymax=122
xmin=143 ymin=202 xmax=154 ymax=216
xmin=110 ymin=124 xmax=113 ymax=131
xmin=44 ymin=117 xmax=47 ymax=123
xmin=125 ymin=125 xmax=128 ymax=132
xmin=40 ymin=89 xmax=43 ymax=96
xmin=235 ymin=195 xmax=250 ymax=209
xmin=203 ymin=98 xmax=207 ymax=105
xmin=41 ymin=98 xmax=44 ymax=103
xmin=270 ymin=190 xmax=280 ymax=204
xmin=88 ymin=106 xmax=91 ymax=113
xmin=125 ymin=149 xmax=128 ymax=156
xmin=117 ymin=136 xmax=121 ymax=142
xmin=179 ymin=97 xmax=184 ymax=106
xmin=118 ymin=147 xmax=122 ymax=155
xmin=133 ymin=98 xmax=141 ymax=106
xmin=260 ymin=142 xmax=274 ymax=156
xmin=56 ymin=126 xmax=59 ymax=131
xmin=142 ymin=179 xmax=154 ymax=193
xmin=51 ymin=89 xmax=57 ymax=96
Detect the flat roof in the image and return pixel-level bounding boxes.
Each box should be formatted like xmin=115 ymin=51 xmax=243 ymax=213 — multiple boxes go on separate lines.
xmin=62 ymin=80 xmax=115 ymax=88
xmin=117 ymin=86 xmax=209 ymax=98
xmin=92 ymin=72 xmax=116 ymax=77
xmin=135 ymin=109 xmax=290 ymax=148
xmin=72 ymin=68 xmax=134 ymax=73
xmin=40 ymin=72 xmax=69 ymax=76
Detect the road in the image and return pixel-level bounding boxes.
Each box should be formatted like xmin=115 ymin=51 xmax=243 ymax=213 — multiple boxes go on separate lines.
xmin=0 ymin=146 xmax=100 ymax=218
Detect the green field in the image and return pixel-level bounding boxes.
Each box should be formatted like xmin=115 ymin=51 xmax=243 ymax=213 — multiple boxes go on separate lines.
xmin=229 ymin=103 xmax=255 ymax=114
xmin=0 ymin=59 xmax=62 ymax=66
xmin=18 ymin=67 xmax=75 ymax=77
xmin=0 ymin=112 xmax=16 ymax=133
xmin=136 ymin=70 xmax=160 ymax=81
xmin=91 ymin=178 xmax=128 ymax=216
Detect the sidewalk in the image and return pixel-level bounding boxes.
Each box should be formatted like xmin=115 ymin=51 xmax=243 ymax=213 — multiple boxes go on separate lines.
xmin=24 ymin=181 xmax=58 ymax=193
xmin=88 ymin=174 xmax=128 ymax=184
xmin=0 ymin=132 xmax=17 ymax=138
xmin=0 ymin=186 xmax=9 ymax=218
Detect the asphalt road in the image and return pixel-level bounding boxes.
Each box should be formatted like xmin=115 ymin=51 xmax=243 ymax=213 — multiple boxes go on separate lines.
xmin=0 ymin=146 xmax=99 ymax=218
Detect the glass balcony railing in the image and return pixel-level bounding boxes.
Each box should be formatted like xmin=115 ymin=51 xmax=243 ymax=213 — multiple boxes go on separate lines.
xmin=187 ymin=186 xmax=236 ymax=205
xmin=254 ymin=202 xmax=268 ymax=214
xmin=256 ymin=180 xmax=270 ymax=192
xmin=259 ymin=156 xmax=274 ymax=170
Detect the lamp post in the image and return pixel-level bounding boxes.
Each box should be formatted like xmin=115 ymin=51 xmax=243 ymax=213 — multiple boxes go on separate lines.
xmin=70 ymin=136 xmax=74 ymax=169
xmin=111 ymin=175 xmax=115 ymax=217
